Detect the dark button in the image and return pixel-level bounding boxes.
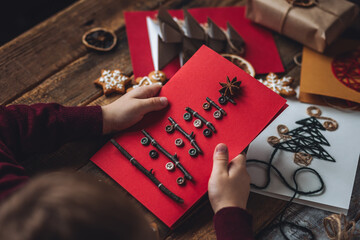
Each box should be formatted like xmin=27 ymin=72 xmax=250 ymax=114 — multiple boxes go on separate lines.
xmin=175 ymin=138 xmax=184 ymax=147
xmin=202 ymin=102 xmax=211 ymax=110
xmin=218 ymin=96 xmax=227 ymax=105
xmin=165 ymin=162 xmax=175 ymax=171
xmin=189 ymin=148 xmax=197 ymax=157
xmin=183 ymin=112 xmax=192 ymax=121
xmin=165 ymin=124 xmax=174 ymax=133
xmin=177 ymin=177 xmax=185 ymax=185
xmin=149 ymin=150 xmax=159 ymax=159
xmin=213 ymin=110 xmax=222 ymax=119
xmin=193 ymin=119 xmax=202 ymax=128
xmin=203 ymin=128 xmax=212 ymax=137
xmin=141 ymin=137 xmax=150 ymax=146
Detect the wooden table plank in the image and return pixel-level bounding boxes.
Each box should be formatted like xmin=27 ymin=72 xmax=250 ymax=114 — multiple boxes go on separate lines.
xmin=0 ymin=0 xmax=163 ymax=105
xmin=4 ymin=0 xmax=356 ymax=239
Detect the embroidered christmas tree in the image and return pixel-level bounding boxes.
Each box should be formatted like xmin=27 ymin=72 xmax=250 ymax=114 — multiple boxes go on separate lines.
xmin=272 ymin=117 xmax=335 ymax=163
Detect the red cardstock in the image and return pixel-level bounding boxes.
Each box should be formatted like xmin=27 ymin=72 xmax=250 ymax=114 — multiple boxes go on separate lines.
xmin=91 ymin=46 xmax=287 ymax=228
xmin=124 ymin=7 xmax=285 ymax=79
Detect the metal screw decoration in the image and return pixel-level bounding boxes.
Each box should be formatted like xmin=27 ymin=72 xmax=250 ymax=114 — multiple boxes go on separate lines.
xmin=141 ymin=129 xmax=193 ymax=180
xmin=189 ymin=148 xmax=198 ymax=157
xmin=186 ymin=107 xmax=216 ymax=133
xmin=175 ymin=138 xmax=184 ymax=147
xmin=168 ymin=117 xmax=203 ymax=154
xmin=218 ymin=96 xmax=227 ymax=105
xmin=149 ymin=150 xmax=159 ymax=159
xmin=202 ymin=102 xmax=211 ymax=110
xmin=193 ymin=119 xmax=202 ymax=128
xmin=183 ymin=112 xmax=192 ymax=121
xmin=206 ymin=97 xmax=226 ymax=116
xmin=203 ymin=128 xmax=212 ymax=137
xmin=110 ymin=139 xmax=183 ymax=203
xmin=141 ymin=137 xmax=150 ymax=146
xmin=165 ymin=162 xmax=175 ymax=171
xmin=226 ymin=96 xmax=236 ymax=105
xmin=177 ymin=177 xmax=186 ymax=185
xmin=213 ymin=110 xmax=222 ymax=119
xmin=165 ymin=125 xmax=174 ymax=133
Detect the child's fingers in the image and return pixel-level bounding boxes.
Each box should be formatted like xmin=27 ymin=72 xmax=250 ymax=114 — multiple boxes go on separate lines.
xmin=212 ymin=143 xmax=229 ymax=176
xmin=140 ymin=96 xmax=168 ymax=113
xmin=228 ymin=153 xmax=247 ymax=177
xmin=129 ymin=84 xmax=162 ymax=99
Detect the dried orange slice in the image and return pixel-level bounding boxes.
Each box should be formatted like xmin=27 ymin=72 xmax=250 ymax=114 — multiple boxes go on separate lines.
xmin=82 ymin=27 xmax=117 ymax=51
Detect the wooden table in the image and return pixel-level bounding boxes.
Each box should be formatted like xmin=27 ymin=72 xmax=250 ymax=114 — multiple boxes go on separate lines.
xmin=1 ymin=0 xmax=359 ymax=239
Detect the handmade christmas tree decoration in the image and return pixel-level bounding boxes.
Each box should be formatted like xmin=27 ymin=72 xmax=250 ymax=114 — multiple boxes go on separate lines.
xmin=154 ymin=8 xmax=247 ymax=68
xmin=207 ymin=18 xmax=227 ymax=53
xmin=267 ymin=106 xmax=338 ymax=166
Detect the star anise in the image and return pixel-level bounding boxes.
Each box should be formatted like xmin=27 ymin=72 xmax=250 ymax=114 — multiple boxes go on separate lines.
xmin=219 ymin=76 xmax=241 ymax=97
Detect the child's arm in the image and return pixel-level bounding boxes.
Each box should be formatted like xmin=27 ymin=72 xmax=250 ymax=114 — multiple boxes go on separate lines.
xmin=208 ymin=143 xmax=254 ymax=240
xmin=0 ymin=84 xmax=167 ymax=200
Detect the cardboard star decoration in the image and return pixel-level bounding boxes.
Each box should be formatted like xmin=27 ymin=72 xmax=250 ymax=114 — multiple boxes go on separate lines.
xmin=91 ymin=46 xmax=287 ymax=228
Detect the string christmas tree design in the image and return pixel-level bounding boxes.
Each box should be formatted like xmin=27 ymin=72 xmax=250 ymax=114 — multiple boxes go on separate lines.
xmin=268 ymin=116 xmax=336 ymax=165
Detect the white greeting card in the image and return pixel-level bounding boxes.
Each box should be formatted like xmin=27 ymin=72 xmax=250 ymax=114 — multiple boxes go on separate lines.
xmin=247 ymin=97 xmax=360 ymax=214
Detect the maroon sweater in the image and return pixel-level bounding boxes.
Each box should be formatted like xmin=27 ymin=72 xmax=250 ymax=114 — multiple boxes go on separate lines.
xmin=0 ymin=103 xmax=253 ymax=240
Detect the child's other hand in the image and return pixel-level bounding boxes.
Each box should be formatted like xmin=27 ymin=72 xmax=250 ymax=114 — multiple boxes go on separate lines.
xmin=101 ymin=84 xmax=168 ymax=134
xmin=208 ymin=143 xmax=250 ymax=213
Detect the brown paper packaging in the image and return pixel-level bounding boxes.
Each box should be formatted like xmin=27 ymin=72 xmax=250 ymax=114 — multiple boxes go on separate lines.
xmin=246 ymin=0 xmax=359 ymax=53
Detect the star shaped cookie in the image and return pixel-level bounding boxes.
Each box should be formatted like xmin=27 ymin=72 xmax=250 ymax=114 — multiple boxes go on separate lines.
xmin=258 ymin=72 xmax=296 ymax=97
xmin=94 ymin=69 xmax=131 ymax=95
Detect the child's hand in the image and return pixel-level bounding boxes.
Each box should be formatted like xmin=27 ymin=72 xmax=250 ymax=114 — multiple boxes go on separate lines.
xmin=101 ymin=84 xmax=168 ymax=134
xmin=208 ymin=143 xmax=250 ymax=213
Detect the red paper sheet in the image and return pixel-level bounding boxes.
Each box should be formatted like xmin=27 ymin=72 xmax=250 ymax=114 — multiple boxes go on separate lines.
xmin=91 ymin=46 xmax=287 ymax=228
xmin=124 ymin=7 xmax=285 ymax=79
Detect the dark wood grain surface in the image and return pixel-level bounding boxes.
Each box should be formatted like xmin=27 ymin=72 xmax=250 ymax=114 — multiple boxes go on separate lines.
xmin=1 ymin=0 xmax=359 ymax=239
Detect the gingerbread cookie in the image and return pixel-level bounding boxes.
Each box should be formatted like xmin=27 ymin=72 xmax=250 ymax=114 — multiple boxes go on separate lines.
xmin=126 ymin=71 xmax=166 ymax=92
xmin=258 ymin=72 xmax=296 ymax=97
xmin=94 ymin=69 xmax=131 ymax=95
xmin=148 ymin=70 xmax=167 ymax=83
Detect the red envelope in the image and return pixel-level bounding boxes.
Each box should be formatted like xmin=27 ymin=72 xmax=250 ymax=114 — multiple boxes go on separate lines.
xmin=91 ymin=46 xmax=287 ymax=228
xmin=124 ymin=7 xmax=285 ymax=79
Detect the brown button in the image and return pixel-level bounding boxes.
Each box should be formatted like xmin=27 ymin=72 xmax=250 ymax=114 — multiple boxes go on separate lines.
xmin=213 ymin=110 xmax=222 ymax=119
xmin=175 ymin=138 xmax=184 ymax=147
xmin=193 ymin=119 xmax=202 ymax=128
xmin=165 ymin=124 xmax=174 ymax=133
xmin=202 ymin=102 xmax=211 ymax=110
xmin=165 ymin=162 xmax=175 ymax=171
xmin=177 ymin=177 xmax=185 ymax=185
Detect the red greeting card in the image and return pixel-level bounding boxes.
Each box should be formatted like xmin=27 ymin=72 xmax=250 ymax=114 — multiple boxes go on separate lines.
xmin=91 ymin=46 xmax=287 ymax=228
xmin=124 ymin=7 xmax=284 ymax=79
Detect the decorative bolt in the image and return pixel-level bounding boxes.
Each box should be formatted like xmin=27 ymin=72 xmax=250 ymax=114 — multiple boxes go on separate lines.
xmin=213 ymin=110 xmax=222 ymax=119
xmin=202 ymin=102 xmax=211 ymax=110
xmin=183 ymin=112 xmax=192 ymax=121
xmin=141 ymin=137 xmax=150 ymax=146
xmin=177 ymin=177 xmax=185 ymax=185
xmin=203 ymin=128 xmax=212 ymax=137
xmin=165 ymin=124 xmax=174 ymax=133
xmin=189 ymin=148 xmax=197 ymax=157
xmin=165 ymin=162 xmax=175 ymax=171
xmin=218 ymin=96 xmax=227 ymax=105
xmin=175 ymin=138 xmax=184 ymax=147
xmin=149 ymin=150 xmax=159 ymax=159
xmin=193 ymin=119 xmax=202 ymax=128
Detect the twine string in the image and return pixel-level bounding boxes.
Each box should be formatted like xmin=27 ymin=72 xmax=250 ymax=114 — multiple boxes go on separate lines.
xmin=307 ymin=106 xmax=339 ymax=131
xmin=323 ymin=213 xmax=358 ymax=240
xmin=248 ymin=147 xmax=324 ymax=239
xmin=279 ymin=0 xmax=343 ymax=34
